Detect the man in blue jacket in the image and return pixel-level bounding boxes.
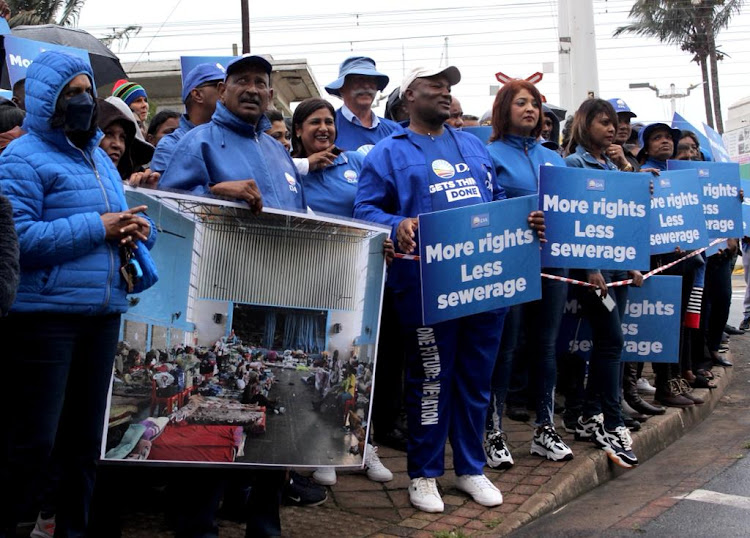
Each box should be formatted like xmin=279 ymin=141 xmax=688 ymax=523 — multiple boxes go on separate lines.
xmin=354 ymin=66 xmax=544 ymax=514
xmin=325 ymin=56 xmax=400 ymax=155
xmin=150 ymin=62 xmax=225 ymax=175
xmin=159 ymin=54 xmax=306 ymax=213
xmin=0 ymin=50 xmax=156 ymax=538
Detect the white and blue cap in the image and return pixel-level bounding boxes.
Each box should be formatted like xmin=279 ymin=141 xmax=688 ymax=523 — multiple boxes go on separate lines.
xmin=225 ymin=54 xmax=273 ymax=78
xmin=608 ymin=98 xmax=637 ymax=118
xmin=325 ymin=56 xmax=389 ymax=97
xmin=181 ymin=63 xmax=226 ymax=103
xmin=399 ymin=66 xmax=461 ymax=98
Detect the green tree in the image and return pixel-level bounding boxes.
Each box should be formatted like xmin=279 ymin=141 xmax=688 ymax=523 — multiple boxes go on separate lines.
xmin=614 ymin=0 xmax=744 ymax=133
xmin=7 ymin=0 xmax=86 ymax=27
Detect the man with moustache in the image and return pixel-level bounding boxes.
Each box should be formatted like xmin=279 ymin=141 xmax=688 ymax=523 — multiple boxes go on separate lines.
xmin=325 ymin=56 xmax=400 ymax=154
xmin=354 ymin=66 xmax=545 ymax=514
xmin=160 ymin=54 xmax=306 ymax=212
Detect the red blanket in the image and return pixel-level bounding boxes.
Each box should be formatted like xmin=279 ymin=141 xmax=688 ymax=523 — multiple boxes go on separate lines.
xmin=148 ymin=423 xmax=243 ymax=463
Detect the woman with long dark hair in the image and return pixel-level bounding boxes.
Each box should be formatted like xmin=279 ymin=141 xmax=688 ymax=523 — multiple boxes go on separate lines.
xmin=564 ymin=98 xmax=643 ymax=468
xmin=483 ymin=80 xmax=571 ymax=467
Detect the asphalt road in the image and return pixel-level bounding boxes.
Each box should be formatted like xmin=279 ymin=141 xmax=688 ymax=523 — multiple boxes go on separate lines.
xmin=511 ymin=276 xmax=750 ymax=537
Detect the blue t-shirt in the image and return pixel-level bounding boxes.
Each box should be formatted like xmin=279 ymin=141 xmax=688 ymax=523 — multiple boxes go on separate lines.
xmin=302 ymin=151 xmax=364 ymax=218
xmin=411 ymin=131 xmax=485 ymax=211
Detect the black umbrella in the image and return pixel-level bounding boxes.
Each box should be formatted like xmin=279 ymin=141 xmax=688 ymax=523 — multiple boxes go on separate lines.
xmin=10 ymin=24 xmax=127 ymax=87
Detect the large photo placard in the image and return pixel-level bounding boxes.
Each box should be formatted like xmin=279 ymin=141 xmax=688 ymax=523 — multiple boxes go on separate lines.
xmin=539 ymin=166 xmax=651 ymax=270
xmin=102 ymin=189 xmax=389 ymax=468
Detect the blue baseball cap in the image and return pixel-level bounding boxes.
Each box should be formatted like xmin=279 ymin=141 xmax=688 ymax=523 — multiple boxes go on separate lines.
xmin=181 ymin=63 xmax=226 ymax=103
xmin=325 ymin=56 xmax=389 ymax=97
xmin=225 ymin=54 xmax=273 ymax=79
xmin=608 ymin=98 xmax=637 ymax=118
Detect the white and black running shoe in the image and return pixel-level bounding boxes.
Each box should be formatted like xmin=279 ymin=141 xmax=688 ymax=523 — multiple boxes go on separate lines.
xmin=484 ymin=430 xmax=514 ymax=469
xmin=574 ymin=413 xmax=603 ymax=442
xmin=593 ymin=424 xmax=639 ymax=468
xmin=530 ymin=423 xmax=574 ymax=461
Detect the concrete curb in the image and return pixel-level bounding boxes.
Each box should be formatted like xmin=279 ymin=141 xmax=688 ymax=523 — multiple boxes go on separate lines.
xmin=496 ymin=363 xmax=734 ymax=536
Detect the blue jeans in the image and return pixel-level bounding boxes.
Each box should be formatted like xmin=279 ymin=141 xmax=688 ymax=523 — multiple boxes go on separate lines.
xmin=487 ymin=268 xmax=568 ymax=430
xmin=0 ymin=312 xmax=120 ymax=538
xmin=578 ymin=271 xmax=628 ymax=430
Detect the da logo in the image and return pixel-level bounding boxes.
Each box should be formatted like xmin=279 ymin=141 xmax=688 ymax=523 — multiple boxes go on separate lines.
xmin=357 ymin=144 xmax=374 ymax=156
xmin=586 ymin=178 xmax=605 ymax=191
xmin=285 ymin=172 xmax=298 ymax=193
xmin=659 ymin=178 xmax=671 ymax=188
xmin=344 ymin=169 xmax=358 ymax=183
xmin=617 ymin=99 xmax=626 ymax=107
xmin=698 ymin=168 xmax=710 ymax=178
xmin=471 ymin=213 xmax=490 ymax=228
xmin=432 ymin=159 xmax=455 ymax=179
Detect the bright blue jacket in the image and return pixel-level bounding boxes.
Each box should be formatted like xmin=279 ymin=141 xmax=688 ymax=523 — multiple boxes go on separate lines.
xmin=334 ymin=108 xmax=401 ymax=155
xmin=354 ymin=126 xmax=505 ymax=296
xmin=0 ymin=51 xmax=156 ymax=315
xmin=486 ymin=135 xmax=566 ymax=198
xmin=159 ymin=103 xmax=306 ymax=212
xmin=302 ymin=151 xmax=364 ymax=218
xmin=641 ymin=157 xmax=668 ymax=171
xmin=150 ymin=114 xmax=194 ymax=173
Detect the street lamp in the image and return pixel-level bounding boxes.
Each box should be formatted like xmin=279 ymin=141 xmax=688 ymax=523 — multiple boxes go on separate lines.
xmin=629 ymin=82 xmax=703 ymax=117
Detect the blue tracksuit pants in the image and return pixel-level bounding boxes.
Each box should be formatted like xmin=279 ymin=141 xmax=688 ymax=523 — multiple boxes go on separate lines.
xmin=399 ymin=308 xmax=506 ymax=478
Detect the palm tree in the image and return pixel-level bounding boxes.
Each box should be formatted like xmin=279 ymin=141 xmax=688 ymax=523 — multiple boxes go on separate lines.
xmin=614 ymin=0 xmax=744 ymax=133
xmin=7 ymin=0 xmax=86 ymax=27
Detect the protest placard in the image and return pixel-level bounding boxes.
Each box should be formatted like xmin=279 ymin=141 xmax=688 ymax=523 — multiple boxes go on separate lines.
xmin=418 ymin=195 xmax=541 ymax=325
xmin=621 ymin=276 xmax=682 ymax=363
xmin=4 ymin=35 xmax=90 ymax=86
xmin=555 ymin=276 xmax=681 ymax=363
xmin=649 ymin=169 xmax=708 ymax=254
xmin=539 ymin=166 xmax=650 ymax=270
xmin=667 ymin=160 xmax=742 ymax=238
xmin=743 ymin=179 xmax=750 ymax=237
xmin=102 ymin=189 xmax=390 ymax=468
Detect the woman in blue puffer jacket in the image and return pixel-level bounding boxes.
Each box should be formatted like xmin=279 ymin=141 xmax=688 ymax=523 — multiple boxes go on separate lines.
xmin=0 ymin=51 xmax=156 ymax=537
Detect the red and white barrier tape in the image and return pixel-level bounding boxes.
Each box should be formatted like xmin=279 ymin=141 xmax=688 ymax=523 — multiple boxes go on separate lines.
xmin=395 ymin=238 xmax=726 ymax=288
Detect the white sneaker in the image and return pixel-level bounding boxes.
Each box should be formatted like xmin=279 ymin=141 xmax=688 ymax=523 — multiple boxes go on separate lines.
xmin=484 ymin=430 xmax=514 ymax=469
xmin=636 ymin=377 xmax=656 ymax=395
xmin=30 ymin=513 xmax=55 ymax=538
xmin=364 ymin=444 xmax=393 ymax=482
xmin=530 ymin=423 xmax=574 ymax=461
xmin=455 ymin=474 xmax=503 ymax=507
xmin=409 ymin=477 xmax=444 ymax=513
xmin=312 ymin=467 xmax=337 ymax=486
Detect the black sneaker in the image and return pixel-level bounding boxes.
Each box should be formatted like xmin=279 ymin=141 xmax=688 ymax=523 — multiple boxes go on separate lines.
xmin=592 ymin=424 xmax=638 ymax=468
xmin=283 ymin=472 xmax=328 ymax=506
xmin=506 ymin=405 xmax=530 ymax=422
xmin=740 ymin=317 xmax=750 ymax=331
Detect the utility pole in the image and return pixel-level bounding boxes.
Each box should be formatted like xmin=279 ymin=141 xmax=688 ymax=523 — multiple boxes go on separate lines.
xmin=558 ymin=0 xmax=600 ymax=112
xmin=629 ymin=82 xmax=703 ymax=117
xmin=240 ymin=0 xmax=250 ymax=54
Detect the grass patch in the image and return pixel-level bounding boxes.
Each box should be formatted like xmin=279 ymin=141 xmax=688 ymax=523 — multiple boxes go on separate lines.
xmin=484 ymin=517 xmax=503 ymax=529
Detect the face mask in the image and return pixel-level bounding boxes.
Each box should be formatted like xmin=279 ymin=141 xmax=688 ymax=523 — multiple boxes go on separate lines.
xmin=65 ymin=92 xmax=95 ymax=132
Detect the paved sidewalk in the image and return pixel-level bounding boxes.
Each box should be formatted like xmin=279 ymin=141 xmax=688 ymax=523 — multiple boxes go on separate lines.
xmin=117 ymin=362 xmax=733 ymax=537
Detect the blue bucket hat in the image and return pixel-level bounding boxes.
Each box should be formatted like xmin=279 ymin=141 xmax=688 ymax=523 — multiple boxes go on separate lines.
xmin=325 ymin=56 xmax=389 ymax=97
xmin=608 ymin=98 xmax=636 ymax=118
xmin=182 ymin=63 xmax=226 ymax=103
xmin=637 ymin=122 xmax=681 ymax=161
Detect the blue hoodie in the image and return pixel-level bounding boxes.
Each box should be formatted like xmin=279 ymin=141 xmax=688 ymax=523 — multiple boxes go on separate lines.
xmin=354 ymin=126 xmax=505 ymax=302
xmin=150 ymin=114 xmax=194 ymax=173
xmin=159 ymin=102 xmax=306 ymax=212
xmin=486 ymin=135 xmax=566 ymax=198
xmin=301 ymin=151 xmax=364 ymax=218
xmin=0 ymin=50 xmax=156 ymax=315
xmin=640 ymin=157 xmax=668 ymax=171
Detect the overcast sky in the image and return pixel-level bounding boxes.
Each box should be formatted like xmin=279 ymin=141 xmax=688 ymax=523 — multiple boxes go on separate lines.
xmin=76 ymin=0 xmax=750 ymax=131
